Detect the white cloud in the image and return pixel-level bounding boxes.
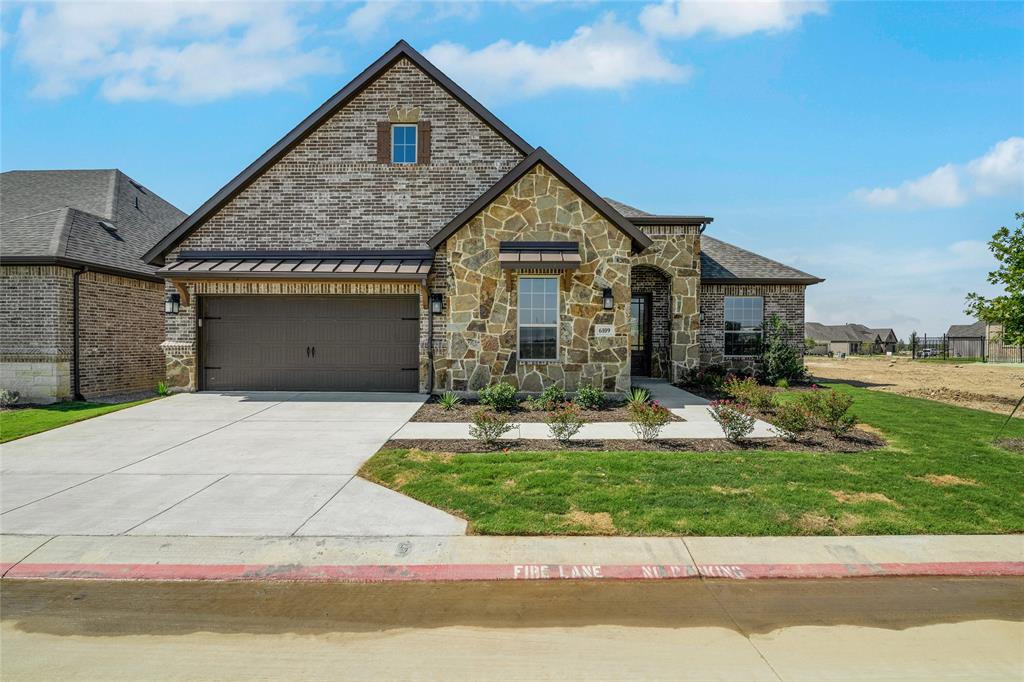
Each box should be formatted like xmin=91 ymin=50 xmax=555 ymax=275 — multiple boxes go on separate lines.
xmin=854 ymin=137 xmax=1024 ymax=209
xmin=639 ymin=0 xmax=827 ymax=39
xmin=424 ymin=14 xmax=689 ymax=99
xmin=13 ymin=2 xmax=338 ymax=103
xmin=344 ymin=1 xmax=419 ymax=40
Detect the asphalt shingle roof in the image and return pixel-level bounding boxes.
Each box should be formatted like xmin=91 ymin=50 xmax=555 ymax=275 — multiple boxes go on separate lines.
xmin=947 ymin=321 xmax=986 ymax=338
xmin=1 ymin=170 xmax=186 ymax=278
xmin=700 ymin=235 xmax=822 ymax=284
xmin=805 ymin=323 xmax=895 ymax=344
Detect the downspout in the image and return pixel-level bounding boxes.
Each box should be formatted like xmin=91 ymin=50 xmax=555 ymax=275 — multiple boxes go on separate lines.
xmin=72 ymin=267 xmax=86 ymax=401
xmin=425 ymin=279 xmax=434 ymax=395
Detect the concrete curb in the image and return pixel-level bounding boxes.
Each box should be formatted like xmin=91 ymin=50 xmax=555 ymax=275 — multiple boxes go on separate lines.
xmin=3 ymin=560 xmax=1022 ymax=583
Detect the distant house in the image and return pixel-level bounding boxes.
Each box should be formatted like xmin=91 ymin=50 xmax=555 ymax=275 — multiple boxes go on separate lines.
xmin=0 ymin=170 xmax=185 ymax=403
xmin=805 ymin=322 xmax=897 ymax=356
xmin=946 ymin=321 xmax=986 ymax=359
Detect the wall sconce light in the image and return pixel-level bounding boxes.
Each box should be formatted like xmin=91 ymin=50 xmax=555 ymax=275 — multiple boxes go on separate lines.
xmin=430 ymin=293 xmax=444 ymax=314
xmin=165 ymin=293 xmax=180 ymax=315
xmin=699 ymin=310 xmax=705 ymax=324
xmin=602 ymin=288 xmax=614 ymax=310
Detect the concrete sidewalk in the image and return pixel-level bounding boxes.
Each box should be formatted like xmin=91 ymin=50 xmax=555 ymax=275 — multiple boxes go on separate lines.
xmin=3 ymin=533 xmax=1020 ymax=582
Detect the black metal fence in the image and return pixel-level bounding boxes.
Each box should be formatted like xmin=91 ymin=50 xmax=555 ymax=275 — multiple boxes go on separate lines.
xmin=912 ymin=333 xmax=1005 ymax=361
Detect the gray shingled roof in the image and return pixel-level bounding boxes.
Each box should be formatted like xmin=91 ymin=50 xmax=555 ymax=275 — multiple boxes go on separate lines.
xmin=1 ymin=170 xmax=186 ymax=278
xmin=602 ymin=197 xmax=652 ymax=218
xmin=947 ymin=321 xmax=985 ymax=338
xmin=700 ymin=235 xmax=822 ymax=284
xmin=806 ymin=323 xmax=888 ymax=344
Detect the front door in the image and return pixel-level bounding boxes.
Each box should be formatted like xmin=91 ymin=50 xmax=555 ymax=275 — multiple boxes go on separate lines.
xmin=630 ymin=294 xmax=651 ymax=376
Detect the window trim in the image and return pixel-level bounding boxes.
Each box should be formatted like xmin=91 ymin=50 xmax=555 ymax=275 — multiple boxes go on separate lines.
xmin=723 ymin=295 xmax=764 ymax=357
xmin=517 ymin=275 xmax=560 ymax=363
xmin=391 ymin=123 xmax=417 ymax=164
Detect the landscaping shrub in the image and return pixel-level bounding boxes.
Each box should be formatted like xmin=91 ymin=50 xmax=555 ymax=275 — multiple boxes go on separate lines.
xmin=0 ymin=388 xmax=20 ymax=409
xmin=628 ymin=400 xmax=672 ymax=441
xmin=770 ymin=401 xmax=812 ymax=441
xmin=478 ymin=381 xmax=518 ymax=412
xmin=546 ymin=402 xmax=586 ymax=444
xmin=708 ymin=400 xmax=756 ymax=443
xmin=724 ymin=376 xmax=777 ymax=413
xmin=799 ymin=388 xmax=857 ymax=437
xmin=538 ymin=384 xmax=566 ymax=410
xmin=438 ymin=391 xmax=462 ymax=411
xmin=626 ymin=387 xmax=651 ymax=410
xmin=156 ymin=381 xmax=169 ymax=397
xmin=573 ymin=385 xmax=606 ymax=410
xmin=469 ymin=409 xmax=515 ymax=445
xmin=775 ymin=378 xmax=790 ymax=389
xmin=759 ymin=315 xmax=807 ymax=386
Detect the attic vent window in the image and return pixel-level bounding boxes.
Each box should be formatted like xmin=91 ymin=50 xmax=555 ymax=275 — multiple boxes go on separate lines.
xmin=99 ymin=220 xmax=117 ymax=234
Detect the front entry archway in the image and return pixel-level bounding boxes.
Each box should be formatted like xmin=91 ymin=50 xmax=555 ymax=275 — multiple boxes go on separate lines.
xmin=630 ymin=266 xmax=671 ymax=378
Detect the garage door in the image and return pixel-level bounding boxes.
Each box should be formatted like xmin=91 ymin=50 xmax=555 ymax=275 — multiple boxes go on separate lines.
xmin=201 ymin=296 xmax=419 ymax=392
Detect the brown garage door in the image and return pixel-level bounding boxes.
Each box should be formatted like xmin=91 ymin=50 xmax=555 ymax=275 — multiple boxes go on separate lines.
xmin=201 ymin=296 xmax=419 ymax=392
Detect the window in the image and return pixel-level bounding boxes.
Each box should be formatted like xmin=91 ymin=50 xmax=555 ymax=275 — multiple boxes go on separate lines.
xmin=391 ymin=124 xmax=417 ymax=164
xmin=724 ymin=296 xmax=764 ymax=356
xmin=518 ymin=277 xmax=559 ymax=361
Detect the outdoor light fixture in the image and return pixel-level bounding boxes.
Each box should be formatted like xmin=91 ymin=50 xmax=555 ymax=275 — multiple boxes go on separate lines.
xmin=430 ymin=292 xmax=444 ymax=314
xmin=602 ymin=288 xmax=614 ymax=310
xmin=699 ymin=310 xmax=705 ymax=324
xmin=165 ymin=293 xmax=180 ymax=315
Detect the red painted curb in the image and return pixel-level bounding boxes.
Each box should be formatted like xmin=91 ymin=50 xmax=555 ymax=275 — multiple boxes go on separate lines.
xmin=3 ymin=561 xmax=1022 ymax=582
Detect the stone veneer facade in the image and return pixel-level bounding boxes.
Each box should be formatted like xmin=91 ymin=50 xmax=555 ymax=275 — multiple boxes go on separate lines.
xmin=0 ymin=265 xmax=165 ymax=403
xmin=699 ymin=283 xmax=807 ymax=374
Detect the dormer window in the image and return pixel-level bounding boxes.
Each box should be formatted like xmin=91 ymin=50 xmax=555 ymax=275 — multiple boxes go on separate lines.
xmin=391 ymin=124 xmax=417 ymax=164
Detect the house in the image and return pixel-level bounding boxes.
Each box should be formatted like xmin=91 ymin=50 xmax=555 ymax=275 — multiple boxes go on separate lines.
xmin=145 ymin=41 xmax=822 ymax=395
xmin=805 ymin=322 xmax=897 ymax=356
xmin=0 ymin=170 xmax=186 ymax=403
xmin=946 ymin=321 xmax=986 ymax=359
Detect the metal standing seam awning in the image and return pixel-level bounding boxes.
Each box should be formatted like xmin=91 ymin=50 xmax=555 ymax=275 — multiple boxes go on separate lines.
xmin=157 ymin=250 xmax=434 ymax=280
xmin=498 ymin=241 xmax=581 ymax=270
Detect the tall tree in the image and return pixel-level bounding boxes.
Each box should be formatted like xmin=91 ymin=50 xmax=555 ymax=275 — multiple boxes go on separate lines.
xmin=966 ymin=212 xmax=1024 ymax=347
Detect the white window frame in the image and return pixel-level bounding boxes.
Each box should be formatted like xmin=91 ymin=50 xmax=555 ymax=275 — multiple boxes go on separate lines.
xmin=517 ymin=275 xmax=560 ymax=363
xmin=391 ymin=124 xmax=417 ymax=164
xmin=723 ymin=296 xmax=764 ymax=357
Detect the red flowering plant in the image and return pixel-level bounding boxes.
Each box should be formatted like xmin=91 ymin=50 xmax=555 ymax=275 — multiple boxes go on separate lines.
xmin=708 ymin=400 xmax=756 ymax=443
xmin=628 ymin=399 xmax=672 ymax=441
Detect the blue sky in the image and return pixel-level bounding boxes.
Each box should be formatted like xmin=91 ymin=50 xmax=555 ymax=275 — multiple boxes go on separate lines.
xmin=2 ymin=1 xmax=1022 ymax=338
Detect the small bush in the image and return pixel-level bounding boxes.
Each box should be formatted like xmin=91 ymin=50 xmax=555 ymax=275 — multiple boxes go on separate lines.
xmin=628 ymin=400 xmax=672 ymax=441
xmin=478 ymin=381 xmax=518 ymax=412
xmin=0 ymin=388 xmax=20 ymax=408
xmin=438 ymin=391 xmax=462 ymax=410
xmin=573 ymin=385 xmax=606 ymax=410
xmin=708 ymin=400 xmax=756 ymax=443
xmin=537 ymin=384 xmax=566 ymax=410
xmin=799 ymin=388 xmax=857 ymax=437
xmin=724 ymin=376 xmax=777 ymax=413
xmin=775 ymin=378 xmax=790 ymax=389
xmin=156 ymin=381 xmax=169 ymax=397
xmin=469 ymin=409 xmax=515 ymax=445
xmin=626 ymin=387 xmax=651 ymax=411
xmin=771 ymin=401 xmax=812 ymax=441
xmin=760 ymin=314 xmax=807 ymax=385
xmin=546 ymin=402 xmax=586 ymax=444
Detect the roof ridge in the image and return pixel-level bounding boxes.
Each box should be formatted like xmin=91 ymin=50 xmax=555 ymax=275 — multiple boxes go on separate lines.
xmin=0 ymin=205 xmax=68 ymax=224
xmin=49 ymin=207 xmax=74 ymax=258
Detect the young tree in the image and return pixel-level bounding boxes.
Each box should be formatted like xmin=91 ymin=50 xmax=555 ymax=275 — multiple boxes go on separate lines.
xmin=966 ymin=212 xmax=1024 ymax=347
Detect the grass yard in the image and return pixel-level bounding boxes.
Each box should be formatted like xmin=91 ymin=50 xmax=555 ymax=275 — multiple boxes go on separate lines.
xmin=362 ymin=385 xmax=1024 ymax=536
xmin=0 ymin=399 xmax=155 ymax=443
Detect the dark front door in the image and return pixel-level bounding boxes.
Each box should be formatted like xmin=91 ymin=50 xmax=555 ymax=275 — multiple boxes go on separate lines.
xmin=630 ymin=294 xmax=651 ymax=376
xmin=201 ymin=295 xmax=419 ymax=392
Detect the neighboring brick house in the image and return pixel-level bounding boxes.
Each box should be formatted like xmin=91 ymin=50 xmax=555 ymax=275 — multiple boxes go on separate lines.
xmin=805 ymin=322 xmax=898 ymax=356
xmin=0 ymin=170 xmax=185 ymax=403
xmin=146 ymin=41 xmax=821 ymax=395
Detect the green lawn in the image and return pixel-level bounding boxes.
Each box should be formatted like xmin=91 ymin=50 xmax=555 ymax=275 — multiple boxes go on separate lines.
xmin=0 ymin=399 xmax=156 ymax=443
xmin=362 ymin=385 xmax=1024 ymax=536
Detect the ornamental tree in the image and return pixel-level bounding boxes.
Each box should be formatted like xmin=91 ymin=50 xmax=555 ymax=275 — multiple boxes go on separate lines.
xmin=966 ymin=212 xmax=1024 ymax=347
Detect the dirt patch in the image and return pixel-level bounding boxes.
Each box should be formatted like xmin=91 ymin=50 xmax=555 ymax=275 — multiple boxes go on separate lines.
xmin=805 ymin=356 xmax=1024 ymax=418
xmin=383 ymin=428 xmax=883 ymax=454
xmin=914 ymin=474 xmax=980 ymax=487
xmin=411 ymin=398 xmax=681 ymax=423
xmin=995 ymin=438 xmax=1024 ymax=453
xmin=830 ymin=490 xmax=898 ymax=506
xmin=796 ymin=512 xmax=865 ymax=534
xmin=565 ymin=510 xmax=616 ymax=534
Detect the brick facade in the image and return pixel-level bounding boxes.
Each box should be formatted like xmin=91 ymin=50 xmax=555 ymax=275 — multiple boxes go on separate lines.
xmin=699 ymin=283 xmax=807 ymax=373
xmin=0 ymin=266 xmax=164 ymax=402
xmin=78 ymin=272 xmax=165 ymax=399
xmin=629 ymin=265 xmax=671 ymax=379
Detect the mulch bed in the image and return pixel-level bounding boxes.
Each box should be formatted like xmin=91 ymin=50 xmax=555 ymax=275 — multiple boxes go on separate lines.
xmin=384 ymin=429 xmax=884 ymax=454
xmin=411 ymin=398 xmax=682 ymax=423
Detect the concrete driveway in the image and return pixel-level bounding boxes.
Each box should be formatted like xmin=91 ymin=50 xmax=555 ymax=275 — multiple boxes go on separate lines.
xmin=0 ymin=392 xmax=466 ymax=537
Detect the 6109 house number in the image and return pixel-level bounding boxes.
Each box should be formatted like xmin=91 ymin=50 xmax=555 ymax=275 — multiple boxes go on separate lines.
xmin=594 ymin=324 xmax=614 ymax=338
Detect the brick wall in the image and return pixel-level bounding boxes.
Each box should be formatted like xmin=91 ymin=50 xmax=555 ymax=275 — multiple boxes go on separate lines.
xmin=78 ymin=272 xmax=165 ymax=399
xmin=0 ymin=265 xmax=74 ymax=403
xmin=629 ymin=266 xmax=671 ymax=378
xmin=171 ymin=58 xmax=524 ymax=256
xmin=699 ymin=283 xmax=806 ymax=373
